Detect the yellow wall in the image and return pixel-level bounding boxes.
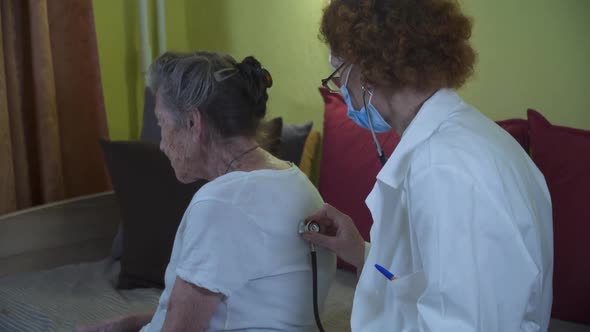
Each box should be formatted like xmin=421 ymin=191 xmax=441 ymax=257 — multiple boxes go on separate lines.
xmin=93 ymin=0 xmax=590 ymax=141
xmin=94 ymin=0 xmax=332 ymax=140
xmin=93 ymin=0 xmax=136 ymax=140
xmin=93 ymin=0 xmax=192 ymax=140
xmin=184 ymin=0 xmax=330 ymax=127
xmin=460 ymin=0 xmax=590 ymax=129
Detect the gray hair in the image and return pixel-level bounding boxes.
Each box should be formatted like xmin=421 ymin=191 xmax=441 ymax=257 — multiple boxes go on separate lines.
xmin=147 ymin=51 xmax=237 ymax=124
xmin=148 ymin=51 xmax=271 ymax=139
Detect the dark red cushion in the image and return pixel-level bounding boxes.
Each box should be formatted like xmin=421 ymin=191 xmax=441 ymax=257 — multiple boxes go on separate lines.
xmin=318 ymin=87 xmax=400 ymax=271
xmin=528 ymin=109 xmax=590 ymax=324
xmin=496 ymin=118 xmax=529 ymax=152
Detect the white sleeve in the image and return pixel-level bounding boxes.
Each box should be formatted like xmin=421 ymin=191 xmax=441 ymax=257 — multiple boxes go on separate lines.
xmin=407 ymin=166 xmax=539 ymax=331
xmin=364 ymin=241 xmax=371 ymax=264
xmin=358 ymin=241 xmax=371 ymax=277
xmin=175 ymin=200 xmax=265 ymax=297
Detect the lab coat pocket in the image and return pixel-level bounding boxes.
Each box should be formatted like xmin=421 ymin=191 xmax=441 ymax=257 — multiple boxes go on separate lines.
xmin=389 ymin=270 xmax=426 ymax=300
xmin=382 ymin=270 xmax=427 ymax=330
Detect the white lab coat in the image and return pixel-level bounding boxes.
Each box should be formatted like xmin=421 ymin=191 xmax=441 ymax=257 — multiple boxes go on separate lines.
xmin=351 ymin=89 xmax=553 ymax=331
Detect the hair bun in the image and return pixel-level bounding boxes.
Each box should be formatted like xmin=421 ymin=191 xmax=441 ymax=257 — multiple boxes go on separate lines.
xmin=238 ymin=56 xmax=272 ymax=87
xmin=237 ymin=56 xmax=271 ymax=115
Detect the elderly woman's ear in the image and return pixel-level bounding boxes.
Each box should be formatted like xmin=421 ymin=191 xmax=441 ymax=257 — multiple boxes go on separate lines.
xmin=187 ymin=109 xmax=197 ymax=129
xmin=189 ymin=108 xmax=214 ymax=148
xmin=187 ymin=109 xmax=204 ymax=138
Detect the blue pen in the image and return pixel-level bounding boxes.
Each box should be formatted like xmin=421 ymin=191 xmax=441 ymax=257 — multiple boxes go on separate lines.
xmin=375 ymin=264 xmax=397 ymax=281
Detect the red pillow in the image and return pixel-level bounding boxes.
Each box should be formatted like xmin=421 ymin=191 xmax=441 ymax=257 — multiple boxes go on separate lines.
xmin=528 ymin=109 xmax=590 ymax=324
xmin=496 ymin=118 xmax=529 ymax=152
xmin=318 ymin=87 xmax=400 ymax=271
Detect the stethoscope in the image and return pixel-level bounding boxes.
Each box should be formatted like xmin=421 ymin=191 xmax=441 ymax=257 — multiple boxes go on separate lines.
xmin=300 ymin=60 xmax=387 ymax=331
xmin=299 ymin=141 xmax=385 ymax=332
xmin=362 ymin=86 xmax=388 ymax=167
xmin=298 ymin=220 xmax=325 ymax=332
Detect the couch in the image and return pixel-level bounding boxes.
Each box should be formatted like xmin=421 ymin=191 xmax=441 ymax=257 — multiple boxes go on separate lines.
xmin=1 ymin=88 xmax=588 ymax=331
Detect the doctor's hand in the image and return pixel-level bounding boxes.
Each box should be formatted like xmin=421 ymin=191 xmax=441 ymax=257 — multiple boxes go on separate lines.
xmin=302 ymin=203 xmax=366 ymax=270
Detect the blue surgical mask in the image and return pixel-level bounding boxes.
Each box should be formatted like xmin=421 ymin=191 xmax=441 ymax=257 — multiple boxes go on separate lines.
xmin=340 ymin=65 xmax=392 ymax=133
xmin=341 ymin=86 xmax=392 ymax=133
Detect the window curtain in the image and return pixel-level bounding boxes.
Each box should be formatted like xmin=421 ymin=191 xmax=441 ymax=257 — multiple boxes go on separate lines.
xmin=0 ymin=0 xmax=110 ymax=215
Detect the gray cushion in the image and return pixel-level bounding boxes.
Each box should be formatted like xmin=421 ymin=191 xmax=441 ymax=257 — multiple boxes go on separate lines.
xmin=140 ymin=87 xmax=160 ymax=143
xmin=101 ymin=140 xmax=206 ymax=289
xmin=111 ymin=87 xmax=160 ymax=260
xmin=278 ymin=122 xmax=313 ymax=165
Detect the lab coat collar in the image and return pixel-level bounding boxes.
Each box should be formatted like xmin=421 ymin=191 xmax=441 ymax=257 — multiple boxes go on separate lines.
xmin=376 ymin=89 xmax=464 ymax=188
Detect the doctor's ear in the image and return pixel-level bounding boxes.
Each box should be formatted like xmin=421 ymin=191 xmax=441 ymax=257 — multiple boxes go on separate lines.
xmin=329 ymin=52 xmax=344 ymax=71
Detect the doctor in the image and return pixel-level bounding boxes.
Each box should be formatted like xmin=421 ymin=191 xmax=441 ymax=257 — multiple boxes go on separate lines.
xmin=303 ymin=0 xmax=554 ymax=331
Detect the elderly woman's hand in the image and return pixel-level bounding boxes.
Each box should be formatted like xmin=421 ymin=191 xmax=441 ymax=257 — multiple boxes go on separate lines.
xmin=302 ymin=203 xmax=366 ymax=270
xmin=74 ymin=315 xmax=143 ymax=332
xmin=74 ymin=318 xmax=125 ymax=332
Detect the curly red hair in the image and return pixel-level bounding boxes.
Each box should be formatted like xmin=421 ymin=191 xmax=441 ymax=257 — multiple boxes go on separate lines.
xmin=321 ymin=0 xmax=476 ymax=91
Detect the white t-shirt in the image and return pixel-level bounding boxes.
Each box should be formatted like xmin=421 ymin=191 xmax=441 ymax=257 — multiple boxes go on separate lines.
xmin=141 ymin=166 xmax=336 ymax=332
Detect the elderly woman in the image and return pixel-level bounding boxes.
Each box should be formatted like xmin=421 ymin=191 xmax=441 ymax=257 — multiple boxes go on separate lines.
xmin=303 ymin=0 xmax=553 ymax=331
xmin=80 ymin=52 xmax=335 ymax=332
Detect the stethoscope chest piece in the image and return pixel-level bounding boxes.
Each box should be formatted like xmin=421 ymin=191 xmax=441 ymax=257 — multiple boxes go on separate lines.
xmin=298 ymin=220 xmax=321 ymax=234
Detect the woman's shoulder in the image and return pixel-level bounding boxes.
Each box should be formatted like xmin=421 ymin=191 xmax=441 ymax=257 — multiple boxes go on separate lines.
xmin=208 ymin=165 xmax=307 ymax=193
xmin=187 ymin=165 xmax=316 ymax=212
xmin=190 ymin=166 xmax=318 ymax=212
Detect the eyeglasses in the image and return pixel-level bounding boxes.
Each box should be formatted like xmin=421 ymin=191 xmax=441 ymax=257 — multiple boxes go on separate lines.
xmin=320 ymin=62 xmax=347 ymax=93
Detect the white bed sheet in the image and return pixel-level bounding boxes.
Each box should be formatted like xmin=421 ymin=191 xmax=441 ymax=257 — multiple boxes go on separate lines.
xmin=1 ymin=260 xmax=586 ymax=332
xmin=0 ymin=259 xmax=160 ymax=332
